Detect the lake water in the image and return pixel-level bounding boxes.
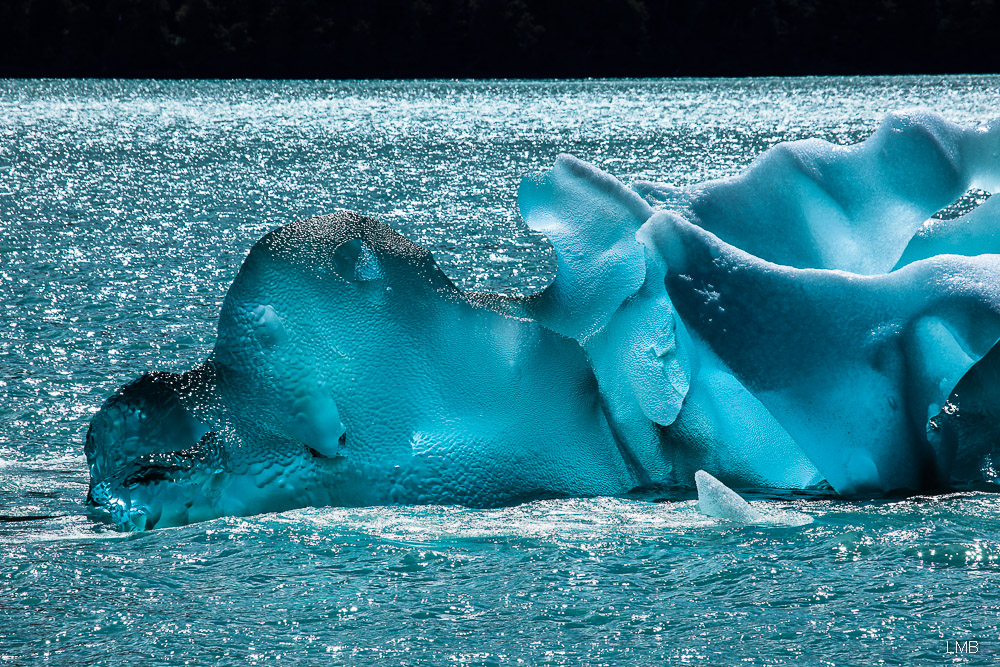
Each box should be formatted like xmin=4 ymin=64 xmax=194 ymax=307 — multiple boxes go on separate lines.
xmin=3 ymin=77 xmax=1000 ymax=665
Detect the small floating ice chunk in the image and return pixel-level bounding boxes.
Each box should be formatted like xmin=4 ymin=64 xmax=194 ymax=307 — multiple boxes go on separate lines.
xmin=695 ymin=470 xmax=763 ymax=523
xmin=694 ymin=470 xmax=813 ymax=526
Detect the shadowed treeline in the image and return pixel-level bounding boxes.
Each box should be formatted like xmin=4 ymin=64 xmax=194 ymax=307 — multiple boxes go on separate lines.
xmin=1 ymin=0 xmax=998 ymax=78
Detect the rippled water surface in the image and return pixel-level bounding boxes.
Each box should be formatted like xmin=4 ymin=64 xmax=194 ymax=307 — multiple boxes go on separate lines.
xmin=3 ymin=77 xmax=1000 ymax=665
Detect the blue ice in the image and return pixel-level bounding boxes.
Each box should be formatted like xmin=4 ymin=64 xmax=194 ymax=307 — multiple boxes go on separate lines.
xmin=86 ymin=110 xmax=1000 ymax=529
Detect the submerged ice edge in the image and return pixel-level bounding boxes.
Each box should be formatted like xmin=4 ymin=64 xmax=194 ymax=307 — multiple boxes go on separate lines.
xmin=85 ymin=109 xmax=1000 ymax=530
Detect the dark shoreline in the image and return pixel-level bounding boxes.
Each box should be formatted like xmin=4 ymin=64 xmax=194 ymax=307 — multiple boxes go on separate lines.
xmin=3 ymin=0 xmax=999 ymax=80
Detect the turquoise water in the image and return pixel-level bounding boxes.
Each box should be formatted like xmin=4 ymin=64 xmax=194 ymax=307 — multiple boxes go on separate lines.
xmin=3 ymin=77 xmax=1000 ymax=665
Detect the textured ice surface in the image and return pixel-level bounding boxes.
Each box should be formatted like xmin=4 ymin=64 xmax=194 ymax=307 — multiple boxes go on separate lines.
xmin=87 ymin=110 xmax=1000 ymax=529
xmin=87 ymin=214 xmax=633 ymax=529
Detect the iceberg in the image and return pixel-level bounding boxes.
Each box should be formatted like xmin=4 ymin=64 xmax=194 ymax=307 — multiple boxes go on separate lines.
xmin=87 ymin=110 xmax=1000 ymax=530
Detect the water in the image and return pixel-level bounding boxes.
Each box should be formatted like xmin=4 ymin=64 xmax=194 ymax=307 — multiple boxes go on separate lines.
xmin=3 ymin=77 xmax=1000 ymax=665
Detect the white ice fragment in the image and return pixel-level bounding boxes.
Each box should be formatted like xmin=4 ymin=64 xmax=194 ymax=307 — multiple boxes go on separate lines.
xmin=695 ymin=470 xmax=763 ymax=523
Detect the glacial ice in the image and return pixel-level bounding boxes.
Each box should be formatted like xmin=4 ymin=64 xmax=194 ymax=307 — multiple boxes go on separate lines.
xmin=87 ymin=110 xmax=1000 ymax=530
xmin=633 ymin=110 xmax=1000 ymax=274
xmin=694 ymin=470 xmax=813 ymax=527
xmin=695 ymin=470 xmax=762 ymax=523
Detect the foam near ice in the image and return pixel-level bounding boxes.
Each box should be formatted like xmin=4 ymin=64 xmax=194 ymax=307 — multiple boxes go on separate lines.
xmin=85 ymin=110 xmax=1000 ymax=530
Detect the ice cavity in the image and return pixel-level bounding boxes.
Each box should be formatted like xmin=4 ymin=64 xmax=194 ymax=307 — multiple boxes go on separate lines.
xmin=86 ymin=110 xmax=1000 ymax=530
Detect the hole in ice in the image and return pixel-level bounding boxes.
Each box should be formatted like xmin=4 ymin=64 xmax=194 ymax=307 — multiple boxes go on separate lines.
xmin=306 ymin=432 xmax=347 ymax=460
xmin=331 ymin=238 xmax=384 ymax=282
xmin=930 ymin=188 xmax=991 ymax=221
